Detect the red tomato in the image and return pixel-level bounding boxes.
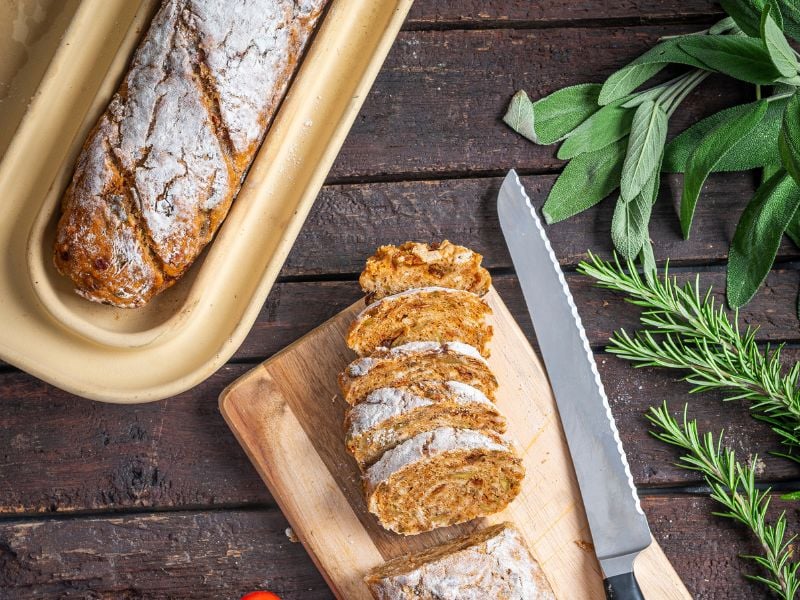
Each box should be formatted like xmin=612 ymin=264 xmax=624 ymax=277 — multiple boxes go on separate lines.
xmin=240 ymin=593 xmax=281 ymax=600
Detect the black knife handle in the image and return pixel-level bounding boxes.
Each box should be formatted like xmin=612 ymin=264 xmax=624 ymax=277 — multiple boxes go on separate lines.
xmin=604 ymin=571 xmax=645 ymax=600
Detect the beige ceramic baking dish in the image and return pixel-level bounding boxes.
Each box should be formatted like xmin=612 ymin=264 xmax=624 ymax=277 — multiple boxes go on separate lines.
xmin=0 ymin=0 xmax=413 ymax=402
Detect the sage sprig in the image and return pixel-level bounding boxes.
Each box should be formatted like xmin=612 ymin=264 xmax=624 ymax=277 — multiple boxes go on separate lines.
xmin=505 ymin=0 xmax=800 ymax=309
xmin=647 ymin=403 xmax=799 ymax=599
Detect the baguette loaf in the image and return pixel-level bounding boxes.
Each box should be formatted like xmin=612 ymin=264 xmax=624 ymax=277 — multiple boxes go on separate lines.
xmin=54 ymin=0 xmax=327 ymax=307
xmin=346 ymin=287 xmax=493 ymax=357
xmin=364 ymin=522 xmax=555 ymax=600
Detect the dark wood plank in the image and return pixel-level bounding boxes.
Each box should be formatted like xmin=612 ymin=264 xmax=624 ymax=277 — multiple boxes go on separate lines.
xmin=646 ymin=495 xmax=800 ymax=600
xmin=406 ymin=1 xmax=722 ymax=28
xmin=0 ymin=365 xmax=271 ymax=515
xmin=239 ymin=269 xmax=800 ymax=362
xmin=329 ymin=27 xmax=752 ymax=180
xmin=1 ymin=350 xmax=797 ymax=516
xmin=285 ymin=172 xmax=796 ymax=277
xmin=1 ymin=496 xmax=796 ymax=599
xmin=0 ymin=509 xmax=331 ymax=600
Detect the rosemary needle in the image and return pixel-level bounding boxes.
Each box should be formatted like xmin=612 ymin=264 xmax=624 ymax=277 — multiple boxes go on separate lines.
xmin=647 ymin=403 xmax=799 ymax=600
xmin=577 ymin=253 xmax=800 ymax=460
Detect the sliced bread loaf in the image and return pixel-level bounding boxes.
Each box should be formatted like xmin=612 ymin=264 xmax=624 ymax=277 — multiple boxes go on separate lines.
xmin=359 ymin=241 xmax=491 ymax=303
xmin=346 ymin=287 xmax=493 ymax=357
xmin=364 ymin=427 xmax=524 ymax=535
xmin=344 ymin=380 xmax=506 ymax=468
xmin=364 ymin=522 xmax=554 ymax=599
xmin=338 ymin=342 xmax=498 ymax=406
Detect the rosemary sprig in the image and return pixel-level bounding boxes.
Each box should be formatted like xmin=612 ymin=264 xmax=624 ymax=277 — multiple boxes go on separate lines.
xmin=576 ymin=253 xmax=800 ymax=459
xmin=647 ymin=403 xmax=799 ymax=599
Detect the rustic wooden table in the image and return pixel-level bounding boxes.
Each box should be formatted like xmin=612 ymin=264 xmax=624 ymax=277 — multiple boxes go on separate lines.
xmin=2 ymin=1 xmax=799 ymax=598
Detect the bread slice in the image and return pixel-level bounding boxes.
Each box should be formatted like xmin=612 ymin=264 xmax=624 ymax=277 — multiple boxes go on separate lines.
xmin=364 ymin=522 xmax=555 ymax=599
xmin=338 ymin=342 xmax=498 ymax=406
xmin=345 ymin=380 xmax=506 ymax=468
xmin=364 ymin=427 xmax=524 ymax=535
xmin=359 ymin=241 xmax=491 ymax=303
xmin=346 ymin=287 xmax=493 ymax=357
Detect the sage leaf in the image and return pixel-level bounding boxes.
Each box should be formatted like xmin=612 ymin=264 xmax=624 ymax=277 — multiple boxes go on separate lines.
xmin=709 ymin=16 xmax=738 ymax=35
xmin=720 ymin=0 xmax=764 ymax=37
xmin=785 ymin=204 xmax=800 ymax=247
xmin=678 ymin=36 xmax=783 ymax=84
xmin=612 ymin=191 xmax=652 ymax=259
xmin=727 ymin=170 xmax=800 ymax=307
xmin=761 ymin=5 xmax=799 ymax=77
xmin=600 ymin=64 xmax=665 ymax=106
xmin=600 ymin=39 xmax=706 ymax=105
xmin=763 ymin=161 xmax=783 ymax=183
xmin=613 ymin=154 xmax=661 ymax=259
xmin=681 ymin=100 xmax=769 ymax=239
xmin=557 ymin=99 xmax=634 ymax=159
xmin=779 ymin=91 xmax=800 ymax=186
xmin=620 ymin=101 xmax=667 ymax=202
xmin=779 ymin=0 xmax=800 ymax=43
xmin=532 ymin=83 xmax=602 ymax=144
xmin=639 ymin=233 xmax=657 ymax=285
xmin=664 ymin=97 xmax=788 ymax=173
xmin=503 ymin=90 xmax=538 ymax=143
xmin=542 ymin=138 xmax=627 ymax=224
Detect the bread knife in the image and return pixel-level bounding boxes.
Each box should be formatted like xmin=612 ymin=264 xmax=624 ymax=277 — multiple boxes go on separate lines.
xmin=497 ymin=169 xmax=652 ymax=599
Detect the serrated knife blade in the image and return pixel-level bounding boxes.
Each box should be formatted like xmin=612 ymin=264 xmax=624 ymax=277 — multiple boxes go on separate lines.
xmin=498 ymin=170 xmax=651 ymax=600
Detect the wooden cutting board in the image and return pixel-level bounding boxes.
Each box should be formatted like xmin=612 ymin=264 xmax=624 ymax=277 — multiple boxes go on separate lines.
xmin=219 ymin=287 xmax=690 ymax=599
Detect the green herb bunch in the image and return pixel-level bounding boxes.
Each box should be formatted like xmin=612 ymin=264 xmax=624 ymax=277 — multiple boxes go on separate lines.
xmin=577 ymin=254 xmax=800 ymax=596
xmin=577 ymin=252 xmax=800 ymax=460
xmin=505 ymin=0 xmax=800 ymax=309
xmin=648 ymin=404 xmax=799 ymax=599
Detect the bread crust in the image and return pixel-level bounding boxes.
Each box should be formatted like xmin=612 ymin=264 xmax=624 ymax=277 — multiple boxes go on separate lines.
xmin=359 ymin=241 xmax=492 ymax=304
xmin=338 ymin=341 xmax=498 ymax=406
xmin=365 ymin=522 xmax=555 ymax=600
xmin=364 ymin=427 xmax=524 ymax=535
xmin=347 ymin=287 xmax=494 ymax=357
xmin=54 ymin=0 xmax=327 ymax=307
xmin=344 ymin=380 xmax=506 ymax=468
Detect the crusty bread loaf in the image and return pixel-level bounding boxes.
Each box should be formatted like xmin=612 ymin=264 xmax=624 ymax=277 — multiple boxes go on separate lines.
xmin=364 ymin=522 xmax=555 ymax=600
xmin=364 ymin=427 xmax=524 ymax=535
xmin=54 ymin=0 xmax=328 ymax=307
xmin=338 ymin=341 xmax=498 ymax=406
xmin=346 ymin=287 xmax=493 ymax=358
xmin=359 ymin=241 xmax=491 ymax=304
xmin=344 ymin=380 xmax=506 ymax=468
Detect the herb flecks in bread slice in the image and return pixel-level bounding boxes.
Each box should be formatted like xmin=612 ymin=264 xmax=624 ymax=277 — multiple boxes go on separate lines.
xmin=359 ymin=241 xmax=491 ymax=304
xmin=364 ymin=427 xmax=524 ymax=535
xmin=338 ymin=341 xmax=498 ymax=406
xmin=345 ymin=380 xmax=506 ymax=468
xmin=364 ymin=522 xmax=555 ymax=599
xmin=347 ymin=287 xmax=493 ymax=357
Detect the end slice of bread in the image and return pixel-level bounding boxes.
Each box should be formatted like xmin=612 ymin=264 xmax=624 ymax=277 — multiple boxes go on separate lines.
xmin=359 ymin=241 xmax=491 ymax=303
xmin=364 ymin=522 xmax=555 ymax=599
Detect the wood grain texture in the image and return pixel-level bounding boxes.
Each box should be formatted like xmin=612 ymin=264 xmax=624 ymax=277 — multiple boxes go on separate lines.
xmin=328 ymin=27 xmax=752 ymax=180
xmin=233 ymin=269 xmax=800 ymax=362
xmin=220 ymin=290 xmax=689 ymax=599
xmin=1 ymin=494 xmax=795 ymax=600
xmin=406 ymin=0 xmax=722 ymax=28
xmin=284 ymin=173 xmax=800 ymax=277
xmin=2 ymin=352 xmax=797 ymax=517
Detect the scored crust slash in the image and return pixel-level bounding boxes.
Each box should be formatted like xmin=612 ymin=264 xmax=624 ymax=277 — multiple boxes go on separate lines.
xmin=53 ymin=0 xmax=329 ymax=308
xmin=337 ymin=241 xmax=556 ymax=598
